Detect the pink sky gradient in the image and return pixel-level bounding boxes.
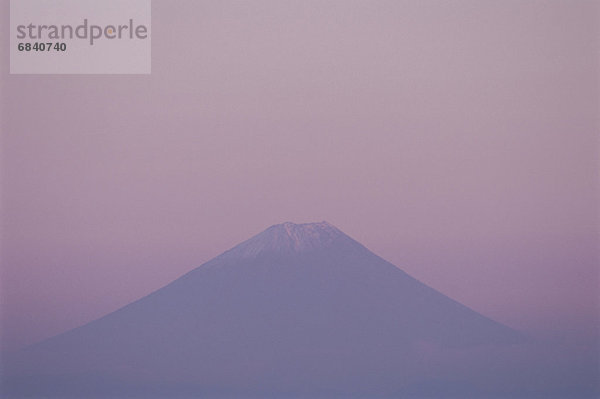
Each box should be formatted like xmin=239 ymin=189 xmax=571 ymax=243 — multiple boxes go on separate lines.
xmin=1 ymin=0 xmax=598 ymax=351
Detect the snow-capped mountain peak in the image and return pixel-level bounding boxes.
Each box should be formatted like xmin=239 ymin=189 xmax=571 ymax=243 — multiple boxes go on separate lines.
xmin=5 ymin=220 xmax=526 ymax=398
xmin=220 ymin=221 xmax=345 ymax=259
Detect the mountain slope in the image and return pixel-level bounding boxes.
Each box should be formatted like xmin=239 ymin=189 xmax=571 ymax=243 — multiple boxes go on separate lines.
xmin=4 ymin=221 xmax=524 ymax=397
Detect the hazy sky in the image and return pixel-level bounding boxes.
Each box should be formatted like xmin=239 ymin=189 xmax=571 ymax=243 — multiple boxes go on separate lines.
xmin=1 ymin=0 xmax=598 ymax=351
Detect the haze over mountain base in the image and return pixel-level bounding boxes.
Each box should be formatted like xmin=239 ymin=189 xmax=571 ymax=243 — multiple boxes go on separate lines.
xmin=2 ymin=223 xmax=598 ymax=398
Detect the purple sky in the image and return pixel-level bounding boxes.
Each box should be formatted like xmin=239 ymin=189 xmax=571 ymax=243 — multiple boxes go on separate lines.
xmin=1 ymin=0 xmax=598 ymax=351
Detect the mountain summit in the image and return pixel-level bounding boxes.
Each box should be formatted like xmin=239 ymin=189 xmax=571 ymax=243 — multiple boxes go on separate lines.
xmin=4 ymin=221 xmax=524 ymax=398
xmin=221 ymin=221 xmax=343 ymax=258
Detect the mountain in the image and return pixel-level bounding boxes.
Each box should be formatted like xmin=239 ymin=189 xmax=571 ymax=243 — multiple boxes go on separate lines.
xmin=3 ymin=221 xmax=524 ymax=398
